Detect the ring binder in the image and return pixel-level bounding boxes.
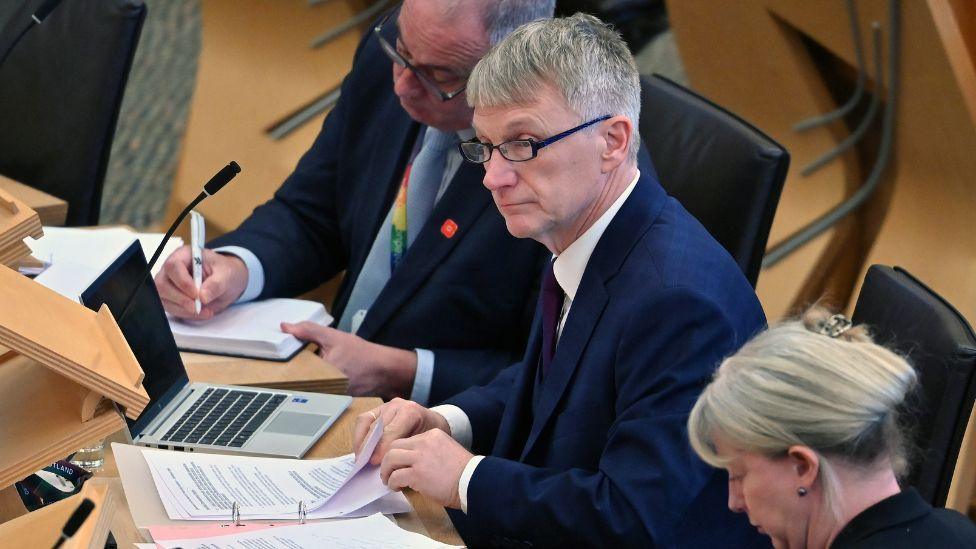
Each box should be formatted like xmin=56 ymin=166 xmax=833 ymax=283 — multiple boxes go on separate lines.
xmin=226 ymin=499 xmax=309 ymax=526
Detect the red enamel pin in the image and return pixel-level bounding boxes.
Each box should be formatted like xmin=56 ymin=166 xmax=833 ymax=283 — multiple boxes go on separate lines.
xmin=441 ymin=219 xmax=458 ymax=238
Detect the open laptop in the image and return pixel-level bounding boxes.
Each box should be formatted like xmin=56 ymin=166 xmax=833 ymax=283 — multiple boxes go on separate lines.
xmin=81 ymin=241 xmax=351 ymax=458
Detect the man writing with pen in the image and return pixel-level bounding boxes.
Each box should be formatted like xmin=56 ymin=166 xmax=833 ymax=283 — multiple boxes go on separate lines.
xmin=155 ymin=1 xmax=554 ymax=405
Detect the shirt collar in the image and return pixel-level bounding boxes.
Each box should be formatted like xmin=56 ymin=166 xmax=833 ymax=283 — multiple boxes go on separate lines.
xmin=552 ymin=170 xmax=640 ymax=301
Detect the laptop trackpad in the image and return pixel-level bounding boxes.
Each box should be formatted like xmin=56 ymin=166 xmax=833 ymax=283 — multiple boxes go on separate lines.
xmin=263 ymin=412 xmax=330 ymax=436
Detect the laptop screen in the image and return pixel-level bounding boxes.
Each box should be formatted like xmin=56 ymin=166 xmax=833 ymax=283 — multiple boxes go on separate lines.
xmin=80 ymin=241 xmax=188 ymax=434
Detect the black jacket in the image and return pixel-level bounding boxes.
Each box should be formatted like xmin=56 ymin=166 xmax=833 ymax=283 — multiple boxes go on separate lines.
xmin=832 ymin=488 xmax=976 ymax=548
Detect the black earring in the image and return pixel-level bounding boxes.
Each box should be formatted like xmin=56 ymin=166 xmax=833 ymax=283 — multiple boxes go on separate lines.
xmin=797 ymin=487 xmax=808 ymax=497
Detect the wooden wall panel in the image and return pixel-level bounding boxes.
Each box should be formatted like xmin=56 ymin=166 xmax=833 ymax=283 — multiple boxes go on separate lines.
xmin=167 ymin=0 xmax=367 ymax=237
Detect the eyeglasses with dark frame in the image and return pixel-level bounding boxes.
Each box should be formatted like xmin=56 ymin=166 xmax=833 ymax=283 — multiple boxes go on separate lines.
xmin=458 ymin=115 xmax=612 ymax=164
xmin=373 ymin=11 xmax=468 ymax=102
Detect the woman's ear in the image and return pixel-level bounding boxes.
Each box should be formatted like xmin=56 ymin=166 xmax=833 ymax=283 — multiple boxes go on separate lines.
xmin=787 ymin=445 xmax=821 ymax=488
xmin=600 ymin=115 xmax=633 ymax=173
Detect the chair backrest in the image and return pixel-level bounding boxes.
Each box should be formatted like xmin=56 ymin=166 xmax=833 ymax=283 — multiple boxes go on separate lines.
xmin=852 ymin=265 xmax=976 ymax=506
xmin=0 ymin=0 xmax=146 ymax=226
xmin=639 ymin=74 xmax=789 ymax=286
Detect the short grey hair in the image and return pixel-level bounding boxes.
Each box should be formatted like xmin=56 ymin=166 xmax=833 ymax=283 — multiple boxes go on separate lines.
xmin=467 ymin=13 xmax=641 ymax=160
xmin=483 ymin=0 xmax=555 ymax=45
xmin=687 ymin=307 xmax=918 ymax=517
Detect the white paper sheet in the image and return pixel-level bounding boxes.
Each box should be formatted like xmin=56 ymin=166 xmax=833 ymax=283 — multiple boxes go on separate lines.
xmin=143 ymin=419 xmax=390 ymax=520
xmin=25 ymin=226 xmax=183 ymax=301
xmin=113 ymin=442 xmax=410 ymax=538
xmin=153 ymin=513 xmax=462 ymax=549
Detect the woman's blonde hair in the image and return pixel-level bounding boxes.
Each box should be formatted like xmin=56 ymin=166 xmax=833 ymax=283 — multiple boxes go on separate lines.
xmin=687 ymin=307 xmax=917 ymax=512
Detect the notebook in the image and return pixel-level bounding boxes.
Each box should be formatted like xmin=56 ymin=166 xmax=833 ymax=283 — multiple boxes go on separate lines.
xmin=168 ymin=299 xmax=333 ymax=361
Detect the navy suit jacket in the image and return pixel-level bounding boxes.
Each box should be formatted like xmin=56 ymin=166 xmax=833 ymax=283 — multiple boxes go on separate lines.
xmin=209 ymin=18 xmax=547 ymax=403
xmin=445 ymin=172 xmax=770 ymax=548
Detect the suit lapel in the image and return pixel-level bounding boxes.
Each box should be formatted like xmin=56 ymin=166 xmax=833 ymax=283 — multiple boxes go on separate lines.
xmin=493 ymin=310 xmax=544 ymax=459
xmin=519 ymin=279 xmax=609 ymax=460
xmin=357 ymin=160 xmax=492 ymax=339
xmin=518 ymin=173 xmax=668 ymax=460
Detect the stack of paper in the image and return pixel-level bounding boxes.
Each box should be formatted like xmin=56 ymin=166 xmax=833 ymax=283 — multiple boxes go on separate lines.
xmin=169 ymin=299 xmax=333 ymax=360
xmin=23 ymin=226 xmax=183 ymax=301
xmin=150 ymin=513 xmax=462 ymax=548
xmin=119 ymin=420 xmax=410 ymax=529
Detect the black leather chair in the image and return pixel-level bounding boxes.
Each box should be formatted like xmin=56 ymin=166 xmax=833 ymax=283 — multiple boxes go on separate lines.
xmin=852 ymin=265 xmax=976 ymax=506
xmin=0 ymin=0 xmax=146 ymax=226
xmin=639 ymin=75 xmax=789 ymax=287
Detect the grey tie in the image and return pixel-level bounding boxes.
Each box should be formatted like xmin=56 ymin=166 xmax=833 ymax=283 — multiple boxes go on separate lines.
xmin=338 ymin=127 xmax=457 ymax=333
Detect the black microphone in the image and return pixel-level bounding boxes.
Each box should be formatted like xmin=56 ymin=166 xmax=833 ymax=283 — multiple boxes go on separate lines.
xmin=0 ymin=0 xmax=66 ymax=69
xmin=51 ymin=498 xmax=94 ymax=549
xmin=115 ymin=161 xmax=241 ymax=323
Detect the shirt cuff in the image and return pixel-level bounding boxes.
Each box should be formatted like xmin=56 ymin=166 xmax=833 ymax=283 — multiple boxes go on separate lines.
xmin=458 ymin=455 xmax=485 ymax=514
xmin=409 ymin=349 xmax=435 ymax=406
xmin=430 ymin=404 xmax=473 ymax=450
xmin=213 ymin=245 xmax=264 ymax=303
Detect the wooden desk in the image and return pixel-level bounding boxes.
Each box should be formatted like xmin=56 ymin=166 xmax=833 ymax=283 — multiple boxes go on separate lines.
xmin=182 ymin=347 xmax=348 ymax=394
xmin=97 ymin=397 xmax=463 ymax=546
xmin=0 ymin=479 xmax=117 ymax=548
xmin=0 ymin=175 xmax=68 ymax=227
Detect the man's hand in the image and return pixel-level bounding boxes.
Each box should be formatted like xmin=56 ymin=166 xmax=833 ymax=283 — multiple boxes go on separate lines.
xmin=280 ymin=322 xmax=418 ymax=399
xmin=155 ymin=246 xmax=248 ymax=320
xmin=380 ymin=429 xmax=473 ymax=510
xmin=352 ymin=398 xmax=451 ymax=465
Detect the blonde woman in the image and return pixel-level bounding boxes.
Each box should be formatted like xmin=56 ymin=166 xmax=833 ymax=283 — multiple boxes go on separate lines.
xmin=688 ymin=308 xmax=976 ymax=548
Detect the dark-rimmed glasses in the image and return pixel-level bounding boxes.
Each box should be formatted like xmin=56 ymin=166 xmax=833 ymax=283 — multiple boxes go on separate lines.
xmin=373 ymin=11 xmax=468 ymax=102
xmin=459 ymin=115 xmax=612 ymax=164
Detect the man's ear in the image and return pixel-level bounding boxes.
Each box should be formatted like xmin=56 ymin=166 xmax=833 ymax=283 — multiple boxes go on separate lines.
xmin=600 ymin=115 xmax=633 ymax=173
xmin=787 ymin=445 xmax=821 ymax=487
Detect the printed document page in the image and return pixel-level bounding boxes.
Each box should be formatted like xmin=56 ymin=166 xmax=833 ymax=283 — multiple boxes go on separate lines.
xmin=144 ymin=418 xmax=390 ymax=520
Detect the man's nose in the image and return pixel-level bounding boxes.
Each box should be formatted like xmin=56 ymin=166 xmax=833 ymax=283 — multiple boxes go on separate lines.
xmin=393 ymin=64 xmax=424 ymax=98
xmin=482 ymin=154 xmax=517 ymax=191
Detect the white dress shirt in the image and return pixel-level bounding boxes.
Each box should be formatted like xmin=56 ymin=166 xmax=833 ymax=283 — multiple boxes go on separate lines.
xmin=433 ymin=170 xmax=640 ymax=513
xmin=216 ymin=128 xmax=475 ymax=405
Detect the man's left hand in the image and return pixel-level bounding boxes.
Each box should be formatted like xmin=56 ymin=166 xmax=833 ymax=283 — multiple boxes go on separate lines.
xmin=379 ymin=429 xmax=473 ymax=510
xmin=281 ymin=322 xmax=417 ymax=400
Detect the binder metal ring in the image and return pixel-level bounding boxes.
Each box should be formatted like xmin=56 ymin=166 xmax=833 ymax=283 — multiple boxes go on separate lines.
xmin=231 ymin=501 xmax=241 ymax=526
xmin=298 ymin=500 xmax=307 ymax=524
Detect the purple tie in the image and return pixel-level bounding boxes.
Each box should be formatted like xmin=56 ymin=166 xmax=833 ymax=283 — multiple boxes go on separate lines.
xmin=540 ymin=260 xmax=564 ymax=375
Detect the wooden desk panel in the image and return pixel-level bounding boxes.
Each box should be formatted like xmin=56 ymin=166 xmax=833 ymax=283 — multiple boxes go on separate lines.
xmin=0 ymin=480 xmax=116 ymax=549
xmin=0 ymin=175 xmax=68 ymax=227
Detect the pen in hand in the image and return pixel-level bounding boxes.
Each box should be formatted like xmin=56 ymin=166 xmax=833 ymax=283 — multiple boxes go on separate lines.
xmin=190 ymin=210 xmax=206 ymax=314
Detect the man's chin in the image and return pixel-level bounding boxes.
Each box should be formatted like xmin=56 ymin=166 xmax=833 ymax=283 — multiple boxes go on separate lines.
xmin=502 ymin=218 xmax=537 ymax=241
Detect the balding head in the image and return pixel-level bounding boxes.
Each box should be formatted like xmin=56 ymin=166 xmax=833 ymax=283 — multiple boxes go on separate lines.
xmin=391 ymin=0 xmax=554 ymax=131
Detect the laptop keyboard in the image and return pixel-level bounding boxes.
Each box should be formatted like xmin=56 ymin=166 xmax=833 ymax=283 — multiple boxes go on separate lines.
xmin=161 ymin=388 xmax=288 ymax=448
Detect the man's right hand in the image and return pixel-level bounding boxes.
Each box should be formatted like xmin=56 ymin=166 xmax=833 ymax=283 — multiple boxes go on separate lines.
xmin=154 ymin=246 xmax=249 ymax=320
xmin=353 ymin=398 xmax=452 ymax=466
